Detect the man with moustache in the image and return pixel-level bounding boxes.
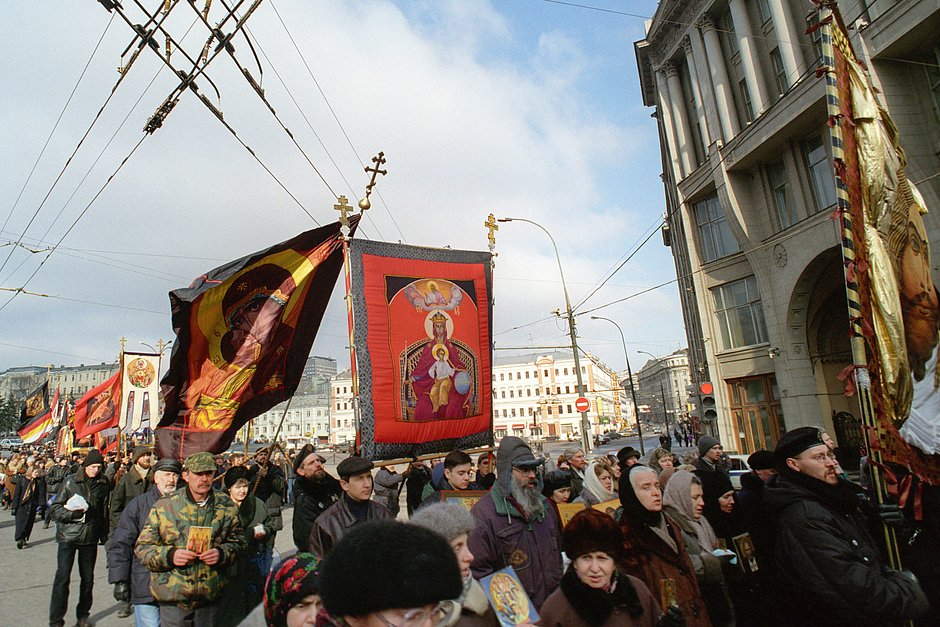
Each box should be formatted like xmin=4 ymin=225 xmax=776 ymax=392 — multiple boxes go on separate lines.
xmin=765 ymin=427 xmax=928 ymax=626
xmin=467 ymin=436 xmax=561 ymax=608
xmin=291 ymin=443 xmax=341 ymax=551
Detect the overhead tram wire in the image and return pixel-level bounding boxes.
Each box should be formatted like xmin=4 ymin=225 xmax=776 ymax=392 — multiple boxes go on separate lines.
xmin=0 ymin=12 xmax=116 ymax=239
xmin=267 ymin=0 xmax=407 ymax=243
xmin=0 ymin=3 xmax=181 ymax=278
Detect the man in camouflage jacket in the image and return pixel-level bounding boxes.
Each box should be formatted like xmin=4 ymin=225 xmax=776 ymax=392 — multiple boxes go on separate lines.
xmin=135 ymin=452 xmax=246 ymax=626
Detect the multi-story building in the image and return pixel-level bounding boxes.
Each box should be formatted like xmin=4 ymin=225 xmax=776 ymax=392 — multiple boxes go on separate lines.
xmin=299 ymin=355 xmax=337 ymax=395
xmin=239 ymin=394 xmax=331 ymax=448
xmin=0 ymin=362 xmax=119 ymax=402
xmin=635 ymin=349 xmax=692 ymax=431
xmin=490 ymin=352 xmax=621 ymax=441
xmin=330 ymin=369 xmax=356 ymax=446
xmin=635 ymin=1 xmax=940 ymax=453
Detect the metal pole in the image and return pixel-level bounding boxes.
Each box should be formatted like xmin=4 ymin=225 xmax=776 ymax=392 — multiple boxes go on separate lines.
xmin=591 ymin=316 xmax=645 ymax=456
xmin=498 ymin=217 xmax=592 ymax=453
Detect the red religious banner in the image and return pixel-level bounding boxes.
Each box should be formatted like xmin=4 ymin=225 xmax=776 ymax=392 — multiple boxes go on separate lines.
xmin=73 ymin=370 xmax=122 ymax=440
xmin=347 ymin=239 xmax=493 ymax=460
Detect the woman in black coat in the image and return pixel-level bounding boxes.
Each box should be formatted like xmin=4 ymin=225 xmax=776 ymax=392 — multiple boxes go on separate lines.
xmin=12 ymin=465 xmax=46 ymax=548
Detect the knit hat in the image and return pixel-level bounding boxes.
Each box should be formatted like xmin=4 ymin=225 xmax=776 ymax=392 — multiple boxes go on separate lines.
xmin=131 ymin=446 xmax=151 ymax=464
xmin=153 ymin=458 xmax=182 ymax=474
xmin=746 ymin=449 xmax=775 ymax=471
xmin=83 ymin=449 xmax=104 ymax=468
xmin=542 ymin=469 xmax=573 ymax=498
xmin=320 ymin=521 xmax=462 ymax=618
xmin=264 ymin=553 xmax=321 ymax=627
xmin=697 ymin=435 xmax=721 ymax=457
xmin=336 ymin=456 xmax=373 ymax=481
xmin=409 ymin=501 xmax=475 ymax=542
xmin=498 ymin=436 xmax=545 ymax=469
xmin=699 ymin=469 xmax=734 ymax=504
xmin=774 ymin=427 xmax=827 ymax=467
xmin=563 ymin=508 xmax=624 ymax=560
xmin=225 ymin=465 xmax=252 ymax=490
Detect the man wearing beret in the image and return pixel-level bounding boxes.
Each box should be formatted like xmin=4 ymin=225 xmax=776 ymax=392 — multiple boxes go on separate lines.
xmin=764 ymin=427 xmax=928 ymax=626
xmin=108 ymin=458 xmax=181 ymax=626
xmin=468 ymin=436 xmax=562 ymax=608
xmin=291 ymin=443 xmax=342 ymax=552
xmin=136 ymin=452 xmax=247 ymax=626
xmin=308 ymin=455 xmax=392 ymax=557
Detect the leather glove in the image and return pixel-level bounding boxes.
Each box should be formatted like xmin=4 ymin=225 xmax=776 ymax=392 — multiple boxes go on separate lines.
xmin=113 ymin=581 xmax=130 ymax=603
xmin=658 ymin=606 xmax=686 ymax=627
xmin=875 ymin=503 xmax=906 ymax=528
xmin=70 ymin=509 xmax=86 ymax=521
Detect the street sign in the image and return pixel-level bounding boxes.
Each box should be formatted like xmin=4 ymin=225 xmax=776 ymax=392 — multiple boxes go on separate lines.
xmin=575 ymin=397 xmax=590 ymax=412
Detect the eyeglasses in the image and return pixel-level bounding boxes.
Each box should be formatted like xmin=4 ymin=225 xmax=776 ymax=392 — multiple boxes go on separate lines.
xmin=798 ymin=452 xmax=839 ymax=464
xmin=375 ymin=601 xmax=460 ymax=627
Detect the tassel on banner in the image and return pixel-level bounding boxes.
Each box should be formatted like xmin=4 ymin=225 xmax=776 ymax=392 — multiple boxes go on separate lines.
xmin=849 ymin=315 xmax=876 ymax=339
xmin=837 ymin=364 xmax=858 ymax=396
xmin=834 ymin=157 xmax=848 ymax=178
xmin=873 ymin=460 xmax=925 ymax=521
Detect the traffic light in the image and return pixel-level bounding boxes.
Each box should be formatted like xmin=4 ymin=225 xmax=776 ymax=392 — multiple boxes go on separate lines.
xmin=700 ymin=382 xmax=717 ymax=424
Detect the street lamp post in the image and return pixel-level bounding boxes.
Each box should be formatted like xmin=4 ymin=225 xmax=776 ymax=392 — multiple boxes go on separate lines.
xmin=498 ymin=217 xmax=592 ymax=453
xmin=638 ymin=350 xmax=670 ymax=439
xmin=591 ymin=316 xmax=645 ymax=456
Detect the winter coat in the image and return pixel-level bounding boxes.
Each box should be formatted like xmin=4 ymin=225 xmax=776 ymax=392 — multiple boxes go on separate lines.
xmin=373 ymin=467 xmax=405 ymax=516
xmin=12 ymin=474 xmax=46 ymax=512
xmin=405 ymin=463 xmax=432 ymax=515
xmin=109 ymin=464 xmax=151 ymax=529
xmin=539 ymin=567 xmax=662 ymax=627
xmin=50 ymin=467 xmax=111 ymax=546
xmin=247 ymin=462 xmax=285 ymax=532
xmin=617 ymin=514 xmax=710 ymax=627
xmin=291 ymin=473 xmax=342 ymax=551
xmin=764 ymin=471 xmax=929 ymax=626
xmin=467 ymin=477 xmax=563 ymax=609
xmin=308 ymin=495 xmax=392 ymax=557
xmin=45 ymin=463 xmax=72 ymax=497
xmin=219 ymin=496 xmax=272 ymax=627
xmin=108 ymin=485 xmax=164 ymax=605
xmin=135 ymin=487 xmax=247 ymax=609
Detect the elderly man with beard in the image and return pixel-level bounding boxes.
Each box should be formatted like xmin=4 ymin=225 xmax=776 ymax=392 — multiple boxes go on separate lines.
xmin=291 ymin=444 xmax=341 ymax=552
xmin=468 ymin=436 xmax=562 ymax=608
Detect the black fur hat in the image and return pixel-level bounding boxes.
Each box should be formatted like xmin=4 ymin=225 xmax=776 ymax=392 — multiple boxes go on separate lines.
xmin=320 ymin=521 xmax=462 ymax=618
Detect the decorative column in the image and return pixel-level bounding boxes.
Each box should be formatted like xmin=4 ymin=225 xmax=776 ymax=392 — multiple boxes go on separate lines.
xmin=728 ymin=0 xmax=772 ymax=114
xmin=655 ymin=70 xmax=683 ymax=180
xmin=682 ymin=35 xmax=712 ymax=151
xmin=664 ymin=62 xmax=696 ymax=176
xmin=700 ymin=16 xmax=740 ymax=140
xmin=767 ymin=0 xmax=800 ymax=86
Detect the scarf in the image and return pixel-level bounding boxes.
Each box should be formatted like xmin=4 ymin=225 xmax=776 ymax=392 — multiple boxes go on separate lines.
xmin=662 ymin=470 xmax=719 ymax=550
xmin=560 ymin=566 xmax=644 ymax=623
xmin=618 ymin=465 xmax=663 ymax=527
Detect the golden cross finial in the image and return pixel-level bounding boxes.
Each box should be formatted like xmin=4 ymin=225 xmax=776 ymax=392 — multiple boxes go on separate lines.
xmin=484 ymin=213 xmax=499 ymax=247
xmin=358 ymin=151 xmax=387 ymax=210
xmin=335 ymin=196 xmax=353 ymax=237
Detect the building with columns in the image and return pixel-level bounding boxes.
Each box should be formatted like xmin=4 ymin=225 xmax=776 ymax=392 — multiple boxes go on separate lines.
xmin=635 ymin=1 xmax=940 ymax=454
xmin=491 ymin=352 xmax=621 ymax=442
xmin=635 ymin=349 xmax=692 ymax=432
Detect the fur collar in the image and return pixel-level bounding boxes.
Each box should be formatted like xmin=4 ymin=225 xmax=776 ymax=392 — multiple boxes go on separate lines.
xmin=559 ymin=566 xmax=643 ymax=624
xmin=463 ymin=579 xmax=490 ymax=616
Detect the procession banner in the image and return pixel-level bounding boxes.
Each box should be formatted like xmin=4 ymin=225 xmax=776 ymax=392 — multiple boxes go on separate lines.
xmin=18 ymin=381 xmax=48 ymax=429
xmin=156 ymin=217 xmax=357 ymax=460
xmin=823 ymin=6 xmax=940 ymax=484
xmin=95 ymin=427 xmax=120 ymax=454
xmin=73 ymin=370 xmax=122 ymax=440
xmin=120 ymin=352 xmax=161 ymax=431
xmin=347 ymin=239 xmax=493 ymax=460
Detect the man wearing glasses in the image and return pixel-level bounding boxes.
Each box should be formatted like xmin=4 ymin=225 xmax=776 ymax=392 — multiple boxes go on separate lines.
xmin=467 ymin=436 xmax=562 ymax=608
xmin=764 ymin=426 xmax=928 ymax=626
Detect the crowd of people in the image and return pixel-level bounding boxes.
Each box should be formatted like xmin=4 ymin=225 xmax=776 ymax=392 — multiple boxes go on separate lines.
xmin=1 ymin=423 xmax=937 ymax=627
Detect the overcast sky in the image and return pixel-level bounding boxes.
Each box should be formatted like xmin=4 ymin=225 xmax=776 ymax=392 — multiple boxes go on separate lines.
xmin=0 ymin=0 xmax=685 ymax=378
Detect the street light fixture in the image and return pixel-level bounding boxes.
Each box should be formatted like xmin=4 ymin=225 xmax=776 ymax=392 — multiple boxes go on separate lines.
xmin=637 ymin=350 xmax=671 ymax=439
xmin=591 ymin=316 xmax=645 ymax=456
xmin=498 ymin=216 xmax=592 ymax=453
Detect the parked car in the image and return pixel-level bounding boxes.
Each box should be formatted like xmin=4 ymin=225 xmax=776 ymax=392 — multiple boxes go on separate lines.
xmin=725 ymin=454 xmax=751 ymax=489
xmin=1 ymin=437 xmax=23 ymax=451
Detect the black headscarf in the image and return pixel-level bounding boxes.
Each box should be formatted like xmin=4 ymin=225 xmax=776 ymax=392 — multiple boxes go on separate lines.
xmin=618 ymin=464 xmax=662 ymax=527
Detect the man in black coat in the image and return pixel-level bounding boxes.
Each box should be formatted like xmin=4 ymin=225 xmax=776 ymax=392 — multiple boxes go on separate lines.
xmin=12 ymin=464 xmax=46 ymax=548
xmin=247 ymin=447 xmax=286 ymax=536
xmin=108 ymin=446 xmax=153 ymax=534
xmin=44 ymin=456 xmax=72 ymax=528
xmin=291 ymin=444 xmax=341 ymax=551
xmin=107 ymin=458 xmax=181 ymax=625
xmin=765 ymin=427 xmax=929 ymax=627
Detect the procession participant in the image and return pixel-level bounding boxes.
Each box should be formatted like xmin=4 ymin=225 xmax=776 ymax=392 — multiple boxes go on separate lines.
xmin=259 ymin=553 xmax=323 ymax=627
xmin=468 ymin=436 xmax=561 ymax=608
xmin=574 ymin=459 xmax=616 ymax=507
xmin=476 ymin=451 xmax=497 ymax=489
xmin=542 ymin=469 xmax=573 ymax=504
xmin=12 ymin=463 xmax=46 ymax=549
xmin=319 ymin=520 xmax=463 ymax=627
xmin=540 ymin=509 xmax=680 ymax=627
xmin=219 ymin=466 xmax=274 ymax=627
xmin=108 ymin=458 xmax=181 ymax=627
xmin=246 ymin=447 xmax=285 ymax=538
xmin=765 ymin=427 xmax=929 ymax=626
xmin=308 ymin=456 xmax=392 ymax=557
xmin=49 ymin=448 xmax=112 ymax=627
xmin=405 ymin=459 xmax=432 ymax=516
xmin=291 ymin=444 xmax=341 ymax=552
xmin=563 ymin=447 xmax=588 ymax=500
xmin=135 ymin=451 xmax=247 ymax=627
xmin=420 ymin=449 xmax=480 ymax=508
xmin=618 ymin=447 xmax=641 ymax=472
xmin=44 ymin=455 xmax=72 ymax=528
xmin=618 ymin=465 xmax=710 ymax=627
xmin=692 ymin=436 xmax=727 ymax=480
xmin=411 ymin=502 xmax=499 ymax=626
xmin=647 ymin=448 xmax=675 ymax=474
xmin=109 ymin=446 xmax=153 ymax=535
xmin=373 ymin=463 xmax=410 ymax=518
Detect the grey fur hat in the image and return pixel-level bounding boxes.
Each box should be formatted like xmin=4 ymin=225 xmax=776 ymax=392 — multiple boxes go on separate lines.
xmin=409 ymin=501 xmax=475 ymax=542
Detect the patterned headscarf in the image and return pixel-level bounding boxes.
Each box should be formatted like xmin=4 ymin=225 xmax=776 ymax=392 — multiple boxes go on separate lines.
xmin=264 ymin=553 xmax=321 ymax=627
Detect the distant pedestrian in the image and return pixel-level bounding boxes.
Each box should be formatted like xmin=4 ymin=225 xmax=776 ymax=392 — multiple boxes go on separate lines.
xmin=12 ymin=464 xmax=46 ymax=549
xmin=405 ymin=459 xmax=431 ymax=516
xmin=373 ymin=464 xmax=408 ymax=517
xmin=246 ymin=448 xmax=285 ymax=540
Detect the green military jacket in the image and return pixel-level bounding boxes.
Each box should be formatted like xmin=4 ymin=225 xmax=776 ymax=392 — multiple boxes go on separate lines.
xmin=135 ymin=487 xmax=246 ymax=609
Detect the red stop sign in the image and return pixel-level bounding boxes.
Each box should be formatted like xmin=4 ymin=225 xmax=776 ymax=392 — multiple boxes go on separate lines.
xmin=575 ymin=397 xmax=590 ymax=412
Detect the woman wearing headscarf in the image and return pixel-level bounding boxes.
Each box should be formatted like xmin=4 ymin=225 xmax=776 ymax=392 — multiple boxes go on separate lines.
xmin=575 ymin=460 xmax=616 ymax=507
xmin=663 ymin=470 xmax=734 ymax=626
xmin=648 ymin=448 xmax=676 ymax=474
xmin=539 ymin=509 xmax=682 ymax=627
xmin=618 ymin=464 xmax=710 ymax=627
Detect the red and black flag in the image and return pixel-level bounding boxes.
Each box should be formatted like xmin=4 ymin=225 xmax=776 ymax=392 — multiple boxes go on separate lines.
xmin=156 ymin=217 xmax=358 ymax=459
xmin=73 ymin=370 xmax=122 ymax=440
xmin=18 ymin=381 xmax=48 ymax=429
